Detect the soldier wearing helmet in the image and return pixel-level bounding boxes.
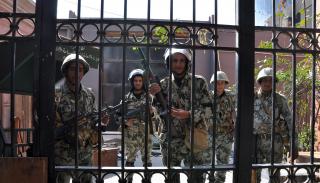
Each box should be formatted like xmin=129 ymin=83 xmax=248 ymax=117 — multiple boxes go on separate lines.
xmin=128 ymin=69 xmax=146 ymax=91
xmin=121 ymin=69 xmax=160 ymax=183
xmin=55 ymin=54 xmax=108 ymax=183
xmin=204 ymin=71 xmax=236 ymax=183
xmin=253 ymin=67 xmax=298 ymax=182
xmin=60 ymin=54 xmax=90 ymax=92
xmin=149 ymin=46 xmax=212 ymax=183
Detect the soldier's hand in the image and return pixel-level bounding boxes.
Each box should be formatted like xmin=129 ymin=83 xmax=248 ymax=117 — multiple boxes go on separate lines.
xmin=170 ymin=107 xmax=190 ymax=120
xmin=149 ymin=83 xmax=161 ymax=95
xmin=101 ymin=115 xmax=110 ymax=125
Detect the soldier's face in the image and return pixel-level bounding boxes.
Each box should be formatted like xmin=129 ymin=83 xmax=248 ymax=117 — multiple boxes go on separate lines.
xmin=66 ymin=62 xmax=84 ymax=86
xmin=216 ymin=80 xmax=226 ymax=95
xmin=260 ymin=77 xmax=272 ymax=92
xmin=133 ymin=76 xmax=144 ymax=91
xmin=171 ymin=53 xmax=187 ymax=76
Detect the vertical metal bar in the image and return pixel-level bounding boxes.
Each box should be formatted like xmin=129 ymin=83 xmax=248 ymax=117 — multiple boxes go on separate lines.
xmin=313 ymin=0 xmax=317 ymax=29
xmin=35 ymin=0 xmax=58 ymax=182
xmin=293 ymin=0 xmax=296 ymax=26
xmin=270 ymin=48 xmax=276 ymax=167
xmin=33 ymin=0 xmax=41 ymax=157
xmin=311 ymin=0 xmax=317 ymax=168
xmin=97 ymin=0 xmax=105 ymax=181
xmin=311 ymin=2 xmax=316 ymax=182
xmin=211 ymin=0 xmax=218 ymax=174
xmin=211 ymin=0 xmax=218 ymax=179
xmin=211 ymin=51 xmax=217 ymax=171
xmin=189 ymin=0 xmax=196 ymax=175
xmin=74 ymin=0 xmax=82 ymax=169
xmin=234 ymin=0 xmax=255 ymax=182
xmin=270 ymin=0 xmax=277 ymax=179
xmin=311 ymin=54 xmax=316 ymax=165
xmin=272 ymin=0 xmax=276 ymax=27
xmin=189 ymin=50 xmax=196 ymax=181
xmin=144 ymin=0 xmax=151 ymax=179
xmin=10 ymin=0 xmax=17 ymax=157
xmin=121 ymin=0 xmax=128 ymax=181
xmin=144 ymin=47 xmax=150 ymax=177
xmin=167 ymin=0 xmax=174 ymax=175
xmin=291 ymin=51 xmax=297 ymax=179
xmin=291 ymin=5 xmax=297 ymax=181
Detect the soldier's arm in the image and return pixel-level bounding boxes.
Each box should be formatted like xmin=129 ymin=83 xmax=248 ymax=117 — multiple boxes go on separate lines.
xmin=229 ymin=92 xmax=237 ymax=125
xmin=279 ymin=95 xmax=299 ymax=156
xmin=279 ymin=96 xmax=292 ymax=135
xmin=192 ymin=78 xmax=212 ymax=129
xmin=85 ymin=90 xmax=101 ymax=130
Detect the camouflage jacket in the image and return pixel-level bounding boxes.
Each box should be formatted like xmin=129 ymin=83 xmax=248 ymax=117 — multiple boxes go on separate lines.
xmin=55 ymin=81 xmax=98 ymax=159
xmin=253 ymin=90 xmax=294 ymax=143
xmin=123 ymin=91 xmax=160 ymax=132
xmin=209 ymin=89 xmax=236 ymax=132
xmin=159 ymin=73 xmax=212 ymax=137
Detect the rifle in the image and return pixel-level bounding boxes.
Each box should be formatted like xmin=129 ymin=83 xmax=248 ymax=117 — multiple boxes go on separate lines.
xmin=54 ymin=102 xmax=125 ymax=141
xmin=114 ymin=102 xmax=154 ymax=134
xmin=132 ymin=35 xmax=168 ymax=114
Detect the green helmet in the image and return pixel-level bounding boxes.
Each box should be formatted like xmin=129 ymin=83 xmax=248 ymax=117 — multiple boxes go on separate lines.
xmin=61 ymin=54 xmax=90 ymax=74
xmin=256 ymin=67 xmax=277 ymax=83
xmin=210 ymin=71 xmax=229 ymax=84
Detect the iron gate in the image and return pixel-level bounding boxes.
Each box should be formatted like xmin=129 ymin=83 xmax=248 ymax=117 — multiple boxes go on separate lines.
xmin=1 ymin=0 xmax=320 ymax=182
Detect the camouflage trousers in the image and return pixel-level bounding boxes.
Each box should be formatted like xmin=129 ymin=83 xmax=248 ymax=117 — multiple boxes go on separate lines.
xmin=203 ymin=132 xmax=233 ymax=183
xmin=159 ymin=133 xmax=207 ymax=183
xmin=254 ymin=134 xmax=284 ymax=183
xmin=124 ymin=124 xmax=152 ymax=164
xmin=55 ymin=141 xmax=93 ymax=183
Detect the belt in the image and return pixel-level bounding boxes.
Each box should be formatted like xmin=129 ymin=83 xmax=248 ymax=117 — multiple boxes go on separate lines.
xmin=256 ymin=133 xmax=280 ymax=139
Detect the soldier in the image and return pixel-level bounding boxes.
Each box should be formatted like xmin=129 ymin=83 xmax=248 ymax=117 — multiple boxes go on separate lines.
xmin=149 ymin=47 xmax=212 ymax=183
xmin=54 ymin=54 xmax=108 ymax=183
xmin=207 ymin=71 xmax=236 ymax=183
xmin=253 ymin=67 xmax=298 ymax=182
xmin=123 ymin=69 xmax=160 ymax=183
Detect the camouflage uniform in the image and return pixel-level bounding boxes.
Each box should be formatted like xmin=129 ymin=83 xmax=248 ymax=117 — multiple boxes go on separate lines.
xmin=158 ymin=73 xmax=212 ymax=183
xmin=205 ymin=89 xmax=235 ymax=183
xmin=123 ymin=91 xmax=160 ymax=165
xmin=253 ymin=89 xmax=295 ymax=182
xmin=55 ymin=81 xmax=97 ymax=183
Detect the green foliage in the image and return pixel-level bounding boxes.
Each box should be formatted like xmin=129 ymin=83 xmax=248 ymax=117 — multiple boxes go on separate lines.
xmin=258 ymin=41 xmax=273 ymax=49
xmin=276 ymin=12 xmax=284 ymax=18
xmin=298 ymin=8 xmax=305 ymax=15
xmin=153 ymin=27 xmax=169 ymax=44
xmin=296 ymin=19 xmax=307 ymax=28
xmin=298 ymin=125 xmax=315 ymax=151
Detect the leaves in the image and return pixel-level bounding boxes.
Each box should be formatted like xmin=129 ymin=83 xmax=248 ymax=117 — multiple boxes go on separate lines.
xmin=258 ymin=41 xmax=273 ymax=49
xmin=298 ymin=125 xmax=316 ymax=151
